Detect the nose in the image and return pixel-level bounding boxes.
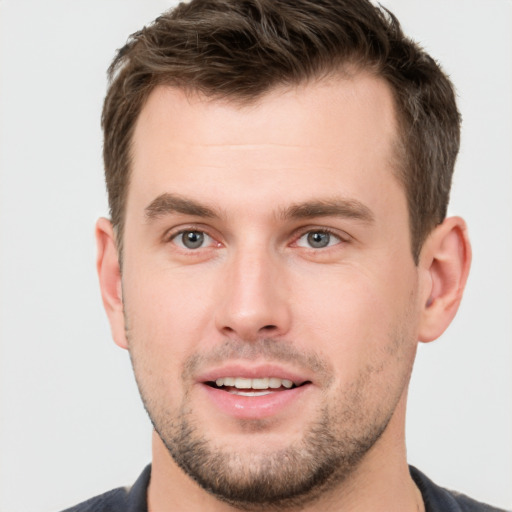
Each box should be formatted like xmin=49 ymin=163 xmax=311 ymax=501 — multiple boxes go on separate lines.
xmin=215 ymin=244 xmax=291 ymax=342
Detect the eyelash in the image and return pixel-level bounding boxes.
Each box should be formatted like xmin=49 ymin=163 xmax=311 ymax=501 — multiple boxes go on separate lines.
xmin=165 ymin=225 xmax=349 ymax=252
xmin=293 ymin=227 xmax=348 ymax=249
xmin=167 ymin=226 xmax=219 ymax=251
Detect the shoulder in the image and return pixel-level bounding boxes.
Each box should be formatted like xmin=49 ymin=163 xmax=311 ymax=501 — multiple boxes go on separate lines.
xmin=59 ymin=465 xmax=151 ymax=512
xmin=410 ymin=466 xmax=509 ymax=512
xmin=60 ymin=487 xmax=130 ymax=512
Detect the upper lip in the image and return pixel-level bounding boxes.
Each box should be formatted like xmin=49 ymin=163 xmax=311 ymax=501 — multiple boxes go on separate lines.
xmin=196 ymin=363 xmax=313 ymax=387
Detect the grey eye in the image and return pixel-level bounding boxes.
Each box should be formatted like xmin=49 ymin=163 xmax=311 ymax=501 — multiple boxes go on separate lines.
xmin=174 ymin=230 xmax=209 ymax=249
xmin=307 ymin=231 xmax=331 ymax=248
xmin=296 ymin=230 xmax=340 ymax=249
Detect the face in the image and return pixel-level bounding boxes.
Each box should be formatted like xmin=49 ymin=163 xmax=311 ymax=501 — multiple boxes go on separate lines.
xmin=117 ymin=75 xmax=424 ymax=507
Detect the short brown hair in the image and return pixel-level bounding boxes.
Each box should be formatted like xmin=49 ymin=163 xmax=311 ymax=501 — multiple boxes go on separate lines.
xmin=102 ymin=0 xmax=460 ymax=263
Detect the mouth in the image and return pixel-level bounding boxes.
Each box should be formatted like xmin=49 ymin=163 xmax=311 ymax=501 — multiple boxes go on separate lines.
xmin=205 ymin=377 xmax=311 ymax=396
xmin=198 ymin=367 xmax=314 ymax=419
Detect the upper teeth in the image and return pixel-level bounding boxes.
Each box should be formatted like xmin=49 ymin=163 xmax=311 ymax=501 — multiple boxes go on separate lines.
xmin=215 ymin=377 xmax=294 ymax=389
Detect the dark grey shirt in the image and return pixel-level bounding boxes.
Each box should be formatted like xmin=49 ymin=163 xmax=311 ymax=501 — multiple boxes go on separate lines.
xmin=61 ymin=465 xmax=508 ymax=511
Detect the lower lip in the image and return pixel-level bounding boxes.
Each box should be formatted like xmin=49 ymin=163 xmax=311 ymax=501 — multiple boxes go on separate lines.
xmin=200 ymin=383 xmax=311 ymax=420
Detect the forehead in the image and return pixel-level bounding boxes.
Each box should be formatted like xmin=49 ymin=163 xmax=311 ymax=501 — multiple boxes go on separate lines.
xmin=133 ymin=73 xmax=397 ymax=148
xmin=128 ymin=74 xmax=401 ymax=215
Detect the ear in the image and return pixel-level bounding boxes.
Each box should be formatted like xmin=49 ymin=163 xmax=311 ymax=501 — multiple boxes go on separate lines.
xmin=417 ymin=216 xmax=472 ymax=343
xmin=96 ymin=217 xmax=128 ymax=350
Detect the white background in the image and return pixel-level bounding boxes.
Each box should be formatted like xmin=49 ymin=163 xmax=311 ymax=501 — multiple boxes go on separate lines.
xmin=0 ymin=1 xmax=510 ymax=511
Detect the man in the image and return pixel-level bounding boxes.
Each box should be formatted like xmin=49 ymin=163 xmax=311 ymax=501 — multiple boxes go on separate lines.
xmin=63 ymin=0 xmax=505 ymax=511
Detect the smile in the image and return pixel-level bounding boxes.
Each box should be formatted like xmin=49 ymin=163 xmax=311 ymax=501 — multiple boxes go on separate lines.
xmin=198 ymin=368 xmax=313 ymax=419
xmin=207 ymin=377 xmax=308 ymax=396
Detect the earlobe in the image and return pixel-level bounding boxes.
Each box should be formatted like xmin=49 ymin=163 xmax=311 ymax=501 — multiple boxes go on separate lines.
xmin=417 ymin=217 xmax=472 ymax=343
xmin=95 ymin=217 xmax=128 ymax=349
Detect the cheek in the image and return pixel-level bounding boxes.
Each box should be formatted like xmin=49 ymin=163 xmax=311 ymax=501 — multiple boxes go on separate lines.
xmin=121 ymin=263 xmax=218 ymax=383
xmin=123 ymin=257 xmax=250 ymax=393
xmin=293 ymin=264 xmax=419 ymax=381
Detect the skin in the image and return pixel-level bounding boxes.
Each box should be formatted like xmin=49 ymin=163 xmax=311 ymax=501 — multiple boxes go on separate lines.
xmin=97 ymin=73 xmax=471 ymax=511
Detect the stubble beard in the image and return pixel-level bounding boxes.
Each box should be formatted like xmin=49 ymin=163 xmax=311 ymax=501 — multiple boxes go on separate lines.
xmin=129 ymin=337 xmax=406 ymax=511
xmin=151 ymin=395 xmax=392 ymax=511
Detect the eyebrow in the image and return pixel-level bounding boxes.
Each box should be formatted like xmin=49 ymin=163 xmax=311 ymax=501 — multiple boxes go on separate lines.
xmin=280 ymin=198 xmax=374 ymax=223
xmin=145 ymin=193 xmax=219 ymax=221
xmin=144 ymin=193 xmax=374 ymax=224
